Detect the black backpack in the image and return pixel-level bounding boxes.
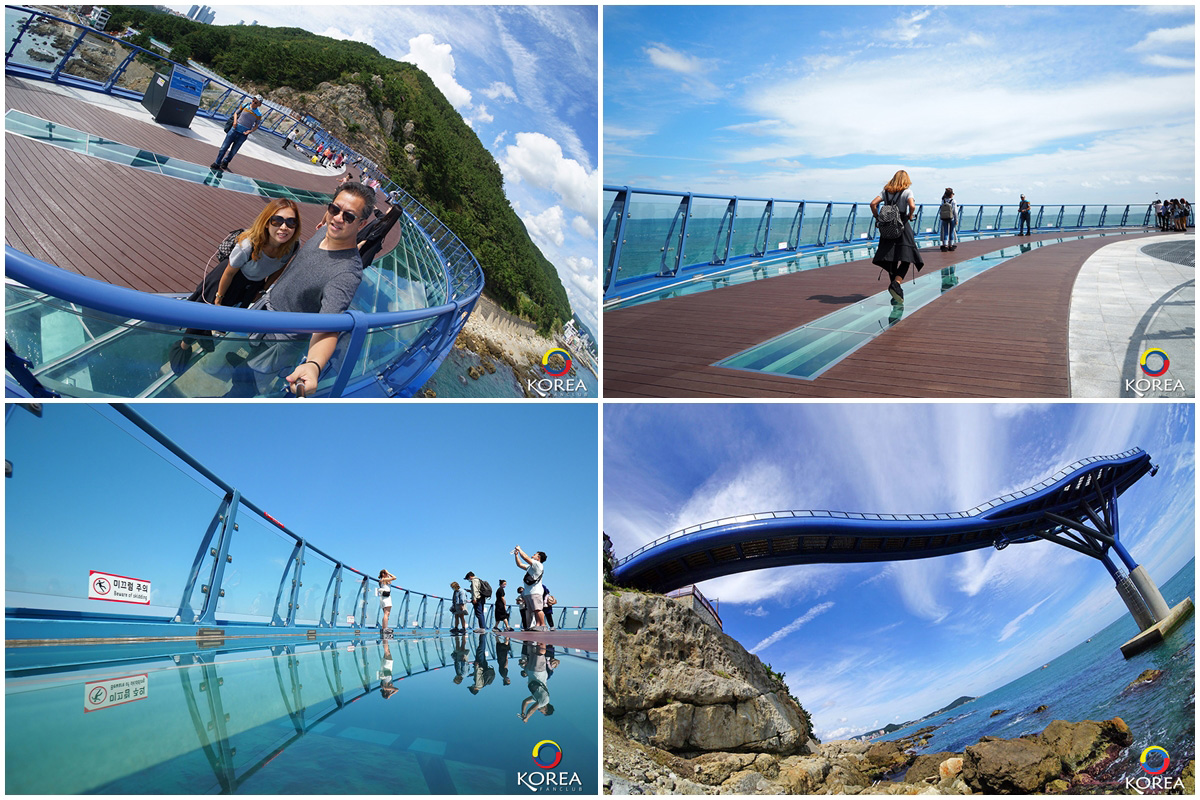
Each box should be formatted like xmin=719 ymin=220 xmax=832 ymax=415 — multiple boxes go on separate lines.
xmin=478 ymin=579 xmax=492 ymax=600
xmin=876 ymin=191 xmax=904 ymax=239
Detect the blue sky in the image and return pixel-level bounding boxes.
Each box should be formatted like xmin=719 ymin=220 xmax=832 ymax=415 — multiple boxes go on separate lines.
xmin=605 ymin=5 xmax=1195 ymax=206
xmin=604 ymin=404 xmax=1195 ymax=741
xmin=6 ymin=403 xmax=598 ymax=620
xmin=167 ymin=4 xmax=600 ymax=335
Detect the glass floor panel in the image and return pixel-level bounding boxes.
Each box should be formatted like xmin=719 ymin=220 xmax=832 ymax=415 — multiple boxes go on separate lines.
xmin=5 ymin=110 xmax=333 ymax=203
xmin=716 ymin=233 xmax=1129 ymax=380
xmin=5 ymin=633 xmax=597 ymax=794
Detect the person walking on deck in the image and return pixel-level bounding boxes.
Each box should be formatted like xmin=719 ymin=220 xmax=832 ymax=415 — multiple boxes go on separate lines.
xmin=1017 ymin=194 xmax=1032 ymax=235
xmin=870 ymin=169 xmax=923 ymax=304
xmin=212 ymin=95 xmax=263 ymax=171
xmin=938 ymin=188 xmax=957 ymax=252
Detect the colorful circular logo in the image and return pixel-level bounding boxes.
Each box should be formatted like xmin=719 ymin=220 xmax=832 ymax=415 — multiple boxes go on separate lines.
xmin=1140 ymin=746 xmax=1169 ymax=775
xmin=1139 ymin=349 xmax=1169 ymax=377
xmin=541 ymin=348 xmax=572 ymax=377
xmin=532 ymin=739 xmax=562 ymax=770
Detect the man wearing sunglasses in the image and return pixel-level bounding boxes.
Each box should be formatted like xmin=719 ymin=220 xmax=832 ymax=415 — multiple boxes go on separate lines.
xmin=244 ymin=182 xmax=374 ymax=395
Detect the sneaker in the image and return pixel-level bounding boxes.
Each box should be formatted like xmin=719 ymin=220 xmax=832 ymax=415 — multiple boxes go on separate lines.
xmin=940 ymin=245 xmax=948 ymax=252
xmin=209 ymin=162 xmax=221 ymax=170
xmin=220 ymin=161 xmax=231 ymax=170
xmin=887 ymin=280 xmax=904 ymax=303
xmin=949 ymin=245 xmax=957 ymax=251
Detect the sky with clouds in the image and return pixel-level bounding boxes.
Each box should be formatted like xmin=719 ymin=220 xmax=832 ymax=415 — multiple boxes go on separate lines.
xmin=605 ymin=5 xmax=1195 ymax=206
xmin=173 ymin=4 xmax=599 ymax=334
xmin=604 ymin=404 xmax=1195 ymax=741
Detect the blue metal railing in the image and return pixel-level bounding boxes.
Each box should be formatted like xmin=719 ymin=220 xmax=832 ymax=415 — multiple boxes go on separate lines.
xmin=603 ymin=185 xmax=1188 ymax=302
xmin=4 ymin=6 xmax=484 ymax=397
xmin=4 ymin=404 xmax=597 ymax=639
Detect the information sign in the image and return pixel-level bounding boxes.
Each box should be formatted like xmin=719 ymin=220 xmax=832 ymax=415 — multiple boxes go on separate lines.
xmin=166 ymin=63 xmax=206 ymax=104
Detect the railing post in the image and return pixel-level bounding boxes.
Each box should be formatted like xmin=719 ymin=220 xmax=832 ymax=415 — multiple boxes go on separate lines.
xmin=1076 ymin=206 xmax=1086 ymax=227
xmin=328 ymin=565 xmax=343 ymax=627
xmin=818 ymin=203 xmax=832 ymax=246
xmin=714 ymin=198 xmax=736 ymax=265
xmin=793 ymin=202 xmax=805 ymax=249
xmin=49 ymin=28 xmax=89 ymax=82
xmin=759 ymin=199 xmax=774 ymax=255
xmin=286 ymin=542 xmax=306 ymax=626
xmin=604 ymin=188 xmax=630 ymax=291
xmin=327 ymin=310 xmax=370 ymax=397
xmin=1055 ymin=206 xmax=1065 ymax=228
xmin=1035 ymin=206 xmax=1045 ymax=229
xmin=1098 ymin=205 xmax=1107 ymax=228
xmin=673 ymin=193 xmax=693 ymax=274
xmin=102 ymin=49 xmax=140 ymax=93
xmin=973 ymin=206 xmax=984 ymax=232
xmin=844 ymin=203 xmax=857 ymax=243
xmin=183 ymin=490 xmax=240 ymax=625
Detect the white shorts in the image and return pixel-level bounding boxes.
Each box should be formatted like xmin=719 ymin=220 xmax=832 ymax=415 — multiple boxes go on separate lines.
xmin=527 ymin=591 xmax=544 ymax=611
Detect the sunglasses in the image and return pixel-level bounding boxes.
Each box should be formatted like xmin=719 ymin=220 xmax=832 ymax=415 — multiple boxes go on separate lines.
xmin=326 ymin=203 xmax=361 ymax=224
xmin=268 ymin=215 xmax=298 ymax=229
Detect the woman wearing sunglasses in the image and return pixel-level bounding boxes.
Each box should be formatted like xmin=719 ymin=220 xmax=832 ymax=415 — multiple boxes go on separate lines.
xmin=173 ymin=199 xmax=303 ymax=368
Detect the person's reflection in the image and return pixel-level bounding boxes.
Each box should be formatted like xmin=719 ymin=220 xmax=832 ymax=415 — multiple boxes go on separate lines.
xmin=518 ymin=641 xmax=560 ymax=723
xmin=495 ymin=636 xmax=513 ymax=686
xmin=887 ymin=297 xmax=905 ymax=327
xmin=451 ymin=632 xmax=470 ymax=685
xmin=379 ymin=639 xmax=397 ymax=700
xmin=940 ymin=266 xmax=959 ymax=294
xmin=203 ymin=169 xmax=226 ymax=189
xmin=1019 ymin=241 xmax=1032 ymax=254
xmin=468 ymin=633 xmax=496 ymax=695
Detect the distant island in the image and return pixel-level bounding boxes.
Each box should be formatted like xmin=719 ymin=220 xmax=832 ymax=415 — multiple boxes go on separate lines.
xmin=852 ymin=695 xmax=977 ymax=741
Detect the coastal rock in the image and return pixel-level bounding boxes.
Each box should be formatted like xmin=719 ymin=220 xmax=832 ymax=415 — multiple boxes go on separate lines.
xmin=693 ymin=752 xmax=757 ymax=785
xmin=989 ymin=709 xmax=1006 ymax=718
xmin=604 ymin=591 xmax=813 ymax=755
xmin=1033 ymin=705 xmax=1049 ymax=713
xmin=938 ymin=757 xmax=964 ymax=782
xmin=903 ymin=751 xmax=959 ymax=784
xmin=1037 ymin=717 xmax=1132 ymax=773
xmin=775 ymin=754 xmax=831 ymax=793
xmin=864 ymin=739 xmax=917 ymax=778
xmin=28 ymin=49 xmax=56 ymax=63
xmin=1123 ymin=668 xmax=1163 ymax=692
xmin=1183 ymin=760 xmax=1194 ymax=795
xmin=963 ymin=736 xmax=1061 ymax=793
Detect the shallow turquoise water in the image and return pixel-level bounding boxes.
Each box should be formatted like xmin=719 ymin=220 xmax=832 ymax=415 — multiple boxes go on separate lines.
xmin=877 ymin=558 xmax=1195 ymax=787
xmin=422 ymin=348 xmax=598 ymax=398
xmin=5 ymin=633 xmax=597 ymax=794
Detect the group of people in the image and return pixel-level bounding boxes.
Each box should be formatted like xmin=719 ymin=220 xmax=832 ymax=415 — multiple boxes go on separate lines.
xmin=447 ymin=546 xmax=554 ymax=633
xmin=1153 ymin=198 xmax=1191 ymax=232
xmin=171 ymin=181 xmax=404 ymax=393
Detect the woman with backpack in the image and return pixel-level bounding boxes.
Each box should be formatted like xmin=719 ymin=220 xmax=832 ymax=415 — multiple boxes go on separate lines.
xmin=938 ymin=188 xmax=957 ymax=252
xmin=171 ymin=199 xmax=303 ymax=372
xmin=870 ymin=169 xmax=924 ymax=303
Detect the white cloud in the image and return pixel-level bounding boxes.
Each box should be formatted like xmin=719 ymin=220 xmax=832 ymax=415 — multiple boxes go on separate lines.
xmin=401 ymin=33 xmax=472 ymax=110
xmin=746 ymin=606 xmax=769 ymax=617
xmin=998 ymin=596 xmax=1052 ymax=643
xmin=645 ymin=42 xmax=710 ymax=75
xmin=889 ymin=10 xmax=932 ymax=45
xmin=481 ymin=81 xmax=518 ymax=102
xmin=1129 ymin=24 xmax=1195 ymax=50
xmin=522 ymin=204 xmax=566 ymax=248
xmin=570 ymin=215 xmax=595 ymax=239
xmin=500 ymin=132 xmax=599 ymax=225
xmin=472 ymin=104 xmax=494 ymax=125
xmin=750 ymin=602 xmax=835 ymax=653
xmin=1142 ymin=54 xmax=1194 ymax=69
xmin=492 ymin=130 xmax=508 ymax=150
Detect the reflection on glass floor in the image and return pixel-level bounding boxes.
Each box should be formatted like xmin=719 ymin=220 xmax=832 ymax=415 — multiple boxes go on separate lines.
xmin=5 ymin=634 xmax=597 ymax=794
xmin=4 ymin=109 xmax=332 ymax=204
xmin=715 ymin=234 xmax=1120 ymax=380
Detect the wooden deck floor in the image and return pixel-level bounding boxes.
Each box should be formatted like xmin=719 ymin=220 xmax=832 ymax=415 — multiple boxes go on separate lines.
xmin=605 ymin=231 xmax=1161 ymax=398
xmin=4 ymin=77 xmax=398 ymax=294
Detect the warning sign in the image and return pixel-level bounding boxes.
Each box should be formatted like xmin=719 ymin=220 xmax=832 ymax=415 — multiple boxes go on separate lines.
xmin=84 ymin=674 xmax=149 ymax=712
xmin=88 ymin=570 xmax=151 ymax=605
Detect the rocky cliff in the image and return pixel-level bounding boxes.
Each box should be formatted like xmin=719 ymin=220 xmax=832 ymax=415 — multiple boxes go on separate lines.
xmin=604 ymin=590 xmax=815 ymax=756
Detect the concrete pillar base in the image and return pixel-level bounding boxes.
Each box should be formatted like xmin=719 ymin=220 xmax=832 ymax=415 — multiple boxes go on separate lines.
xmin=1120 ymin=597 xmax=1194 ymax=658
xmin=1129 ymin=565 xmax=1171 ymax=620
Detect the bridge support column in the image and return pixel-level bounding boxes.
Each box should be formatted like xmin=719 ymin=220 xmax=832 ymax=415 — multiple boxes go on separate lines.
xmin=1128 ymin=565 xmax=1171 ymax=621
xmin=1115 ymin=574 xmax=1158 ymax=631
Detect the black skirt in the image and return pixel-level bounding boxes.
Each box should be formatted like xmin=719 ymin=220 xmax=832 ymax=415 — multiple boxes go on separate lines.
xmin=872 ymin=218 xmax=924 ymax=278
xmin=183 ymin=260 xmax=265 ymax=339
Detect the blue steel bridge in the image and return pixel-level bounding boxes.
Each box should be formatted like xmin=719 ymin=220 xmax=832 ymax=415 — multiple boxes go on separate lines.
xmin=4 ymin=8 xmax=483 ymax=398
xmin=612 ymin=449 xmax=1191 ymax=657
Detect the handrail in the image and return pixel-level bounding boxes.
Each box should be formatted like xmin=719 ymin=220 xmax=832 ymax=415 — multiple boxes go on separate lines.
xmin=615 ymin=449 xmax=1146 ymax=567
xmin=5 ymin=7 xmax=486 ymax=398
xmin=603 ymin=185 xmax=1185 ymax=299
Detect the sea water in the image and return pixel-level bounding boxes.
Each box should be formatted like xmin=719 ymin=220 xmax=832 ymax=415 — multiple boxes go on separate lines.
xmin=422 ymin=348 xmax=598 ymax=399
xmin=877 ymin=558 xmax=1195 ymax=787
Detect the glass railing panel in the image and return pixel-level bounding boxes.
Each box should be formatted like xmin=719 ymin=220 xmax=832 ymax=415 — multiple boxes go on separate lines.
xmin=848 ymin=206 xmax=874 ymax=241
xmin=1081 ymin=208 xmax=1103 ymax=227
xmin=603 ymin=189 xmax=623 ymax=287
xmin=5 ymin=404 xmax=224 ymax=620
xmin=215 ymin=507 xmax=298 ymax=624
xmin=295 ymin=550 xmax=336 ymax=626
xmin=799 ymin=204 xmax=828 ymax=246
xmin=826 ymin=205 xmax=853 ymax=244
xmin=613 ymin=192 xmax=688 ymax=281
xmin=109 ymin=43 xmax=162 ymax=96
xmin=59 ymin=31 xmax=125 ymax=86
xmin=5 ymin=10 xmax=75 ymax=73
xmin=198 ymin=83 xmax=232 ymax=115
xmin=1060 ymin=205 xmax=1083 ymax=227
xmin=344 ymin=318 xmax=435 ymax=383
xmin=685 ymin=196 xmax=734 ymax=265
xmin=731 ymin=199 xmax=770 ymax=257
xmin=996 ymin=208 xmax=1018 ymax=230
xmin=767 ymin=201 xmax=803 ymax=249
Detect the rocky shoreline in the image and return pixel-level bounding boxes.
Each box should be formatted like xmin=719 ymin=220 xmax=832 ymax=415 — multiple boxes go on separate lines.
xmin=604 ymin=590 xmax=1195 ymax=795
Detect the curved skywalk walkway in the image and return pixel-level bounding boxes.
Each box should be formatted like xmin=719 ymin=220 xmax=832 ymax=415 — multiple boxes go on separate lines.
xmin=4 ymin=76 xmax=400 ymax=295
xmin=605 ymin=228 xmax=1169 ymax=398
xmin=1069 ymin=234 xmax=1194 ymax=398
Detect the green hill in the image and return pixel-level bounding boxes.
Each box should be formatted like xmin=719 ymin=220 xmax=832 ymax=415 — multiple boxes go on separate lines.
xmin=107 ymin=7 xmax=573 ymax=334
